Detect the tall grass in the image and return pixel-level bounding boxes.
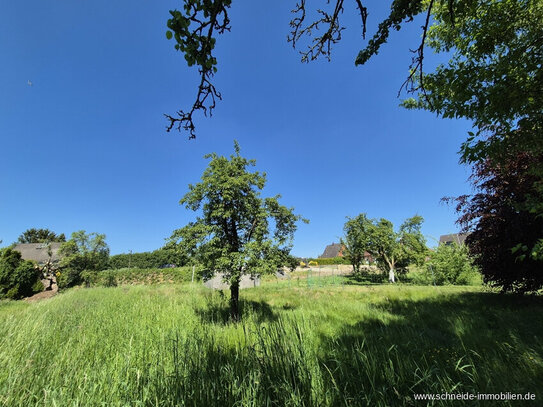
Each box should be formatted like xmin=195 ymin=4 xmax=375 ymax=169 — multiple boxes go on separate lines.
xmin=0 ymin=285 xmax=541 ymax=406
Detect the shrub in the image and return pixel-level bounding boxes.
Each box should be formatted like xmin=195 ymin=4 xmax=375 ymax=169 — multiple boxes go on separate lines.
xmin=102 ymin=270 xmax=118 ymax=287
xmin=425 ymin=243 xmax=481 ymax=286
xmin=0 ymin=248 xmax=42 ymax=299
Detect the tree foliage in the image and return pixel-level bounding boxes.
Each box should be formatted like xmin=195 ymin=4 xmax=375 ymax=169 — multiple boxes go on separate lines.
xmin=448 ymin=142 xmax=543 ymax=293
xmin=17 ymin=228 xmax=66 ymax=244
xmin=168 ymin=141 xmax=306 ymax=319
xmin=423 ymin=242 xmax=480 ymax=285
xmin=58 ymin=231 xmax=110 ymax=289
xmin=342 ymin=214 xmax=427 ymax=281
xmin=341 ymin=214 xmax=371 ymax=273
xmin=164 ymin=0 xmax=459 ymax=138
xmin=405 ymin=0 xmax=543 ymax=164
xmin=0 ymin=248 xmax=42 ymax=299
xmin=406 ymin=0 xmax=543 ymax=292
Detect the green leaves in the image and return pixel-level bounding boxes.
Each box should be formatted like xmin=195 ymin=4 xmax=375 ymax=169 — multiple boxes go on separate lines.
xmin=169 ymin=141 xmax=305 ymax=286
xmin=343 ymin=213 xmax=427 ymax=275
xmin=409 ymin=0 xmax=543 ymax=163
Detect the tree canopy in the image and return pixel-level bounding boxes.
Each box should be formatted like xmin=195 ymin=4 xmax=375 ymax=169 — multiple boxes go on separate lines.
xmin=342 ymin=214 xmax=427 ymax=282
xmin=449 ymin=136 xmax=543 ymax=293
xmin=17 ymin=228 xmax=66 ymax=244
xmin=165 ymin=0 xmax=541 ymax=167
xmin=168 ymin=141 xmax=306 ymax=319
xmin=58 ymin=231 xmax=110 ymax=288
xmin=0 ymin=248 xmax=42 ymax=299
xmin=341 ymin=214 xmax=371 ymax=274
xmin=404 ymin=0 xmax=543 ymax=165
xmin=164 ymin=0 xmax=454 ymax=138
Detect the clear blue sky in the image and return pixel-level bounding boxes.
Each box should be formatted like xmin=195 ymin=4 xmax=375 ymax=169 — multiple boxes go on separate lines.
xmin=1 ymin=1 xmax=473 ymax=257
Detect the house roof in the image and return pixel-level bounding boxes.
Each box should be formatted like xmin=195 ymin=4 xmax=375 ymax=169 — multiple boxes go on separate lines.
xmin=319 ymin=243 xmax=343 ymax=258
xmin=439 ymin=233 xmax=469 ymax=246
xmin=13 ymin=243 xmax=63 ymax=264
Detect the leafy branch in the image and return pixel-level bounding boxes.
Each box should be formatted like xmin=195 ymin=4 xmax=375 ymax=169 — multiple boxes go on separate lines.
xmin=165 ymin=0 xmax=232 ymax=139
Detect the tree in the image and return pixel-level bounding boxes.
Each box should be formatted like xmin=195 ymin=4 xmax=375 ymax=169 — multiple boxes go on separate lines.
xmin=449 ymin=144 xmax=543 ymax=293
xmin=0 ymin=248 xmax=42 ymax=299
xmin=341 ymin=214 xmax=371 ymax=274
xmin=17 ymin=228 xmax=66 ymax=244
xmin=348 ymin=214 xmax=427 ymax=282
xmin=58 ymin=231 xmax=110 ymax=289
xmin=168 ymin=141 xmax=306 ymax=320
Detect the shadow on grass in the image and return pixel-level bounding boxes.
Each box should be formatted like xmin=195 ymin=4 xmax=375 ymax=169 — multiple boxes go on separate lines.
xmin=319 ymin=291 xmax=543 ymax=405
xmin=196 ymin=298 xmax=279 ymax=325
xmin=343 ymin=271 xmax=387 ymax=285
xmin=143 ymin=290 xmax=543 ymax=406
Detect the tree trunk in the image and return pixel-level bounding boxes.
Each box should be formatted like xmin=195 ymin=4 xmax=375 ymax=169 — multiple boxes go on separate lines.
xmin=389 ymin=268 xmax=395 ymax=283
xmin=230 ymin=280 xmax=240 ymax=321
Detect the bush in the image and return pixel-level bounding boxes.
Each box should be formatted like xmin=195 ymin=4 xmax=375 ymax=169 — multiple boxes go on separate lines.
xmin=424 ymin=243 xmax=481 ymax=286
xmin=0 ymin=248 xmax=42 ymax=299
xmin=102 ymin=270 xmax=118 ymax=287
xmin=31 ymin=280 xmax=45 ymax=293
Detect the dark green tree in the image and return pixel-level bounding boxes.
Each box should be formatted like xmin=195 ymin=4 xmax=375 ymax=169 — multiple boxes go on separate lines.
xmin=168 ymin=141 xmax=306 ymax=320
xmin=17 ymin=228 xmax=66 ymax=244
xmin=0 ymin=248 xmax=42 ymax=299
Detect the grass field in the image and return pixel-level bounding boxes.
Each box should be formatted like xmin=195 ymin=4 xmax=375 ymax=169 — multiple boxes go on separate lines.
xmin=1 ymin=283 xmax=542 ymax=406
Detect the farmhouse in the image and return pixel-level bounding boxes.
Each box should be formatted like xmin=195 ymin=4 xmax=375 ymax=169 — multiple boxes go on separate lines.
xmin=13 ymin=242 xmax=62 ymax=265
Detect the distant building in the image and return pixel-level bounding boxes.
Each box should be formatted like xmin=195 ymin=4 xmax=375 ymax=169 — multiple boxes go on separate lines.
xmin=319 ymin=242 xmax=372 ymax=262
xmin=319 ymin=243 xmax=345 ymax=258
xmin=13 ymin=243 xmax=62 ymax=265
xmin=439 ymin=233 xmax=470 ymax=246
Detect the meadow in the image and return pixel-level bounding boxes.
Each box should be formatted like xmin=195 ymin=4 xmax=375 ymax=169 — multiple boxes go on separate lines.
xmin=0 ymin=282 xmax=542 ymax=406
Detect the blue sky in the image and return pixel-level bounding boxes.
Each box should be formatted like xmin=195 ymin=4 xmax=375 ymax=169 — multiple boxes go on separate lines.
xmin=1 ymin=1 xmax=473 ymax=257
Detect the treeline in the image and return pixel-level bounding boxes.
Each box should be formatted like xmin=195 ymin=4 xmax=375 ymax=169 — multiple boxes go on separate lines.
xmin=109 ymin=249 xmax=187 ymax=269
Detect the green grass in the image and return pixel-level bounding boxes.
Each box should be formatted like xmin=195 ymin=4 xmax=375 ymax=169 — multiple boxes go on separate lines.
xmin=0 ymin=284 xmax=542 ymax=406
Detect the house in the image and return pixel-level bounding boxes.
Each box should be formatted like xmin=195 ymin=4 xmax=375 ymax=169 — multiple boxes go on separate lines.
xmin=13 ymin=243 xmax=63 ymax=292
xmin=319 ymin=242 xmax=372 ymax=262
xmin=319 ymin=243 xmax=344 ymax=258
xmin=13 ymin=242 xmax=63 ymax=265
xmin=439 ymin=233 xmax=470 ymax=246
